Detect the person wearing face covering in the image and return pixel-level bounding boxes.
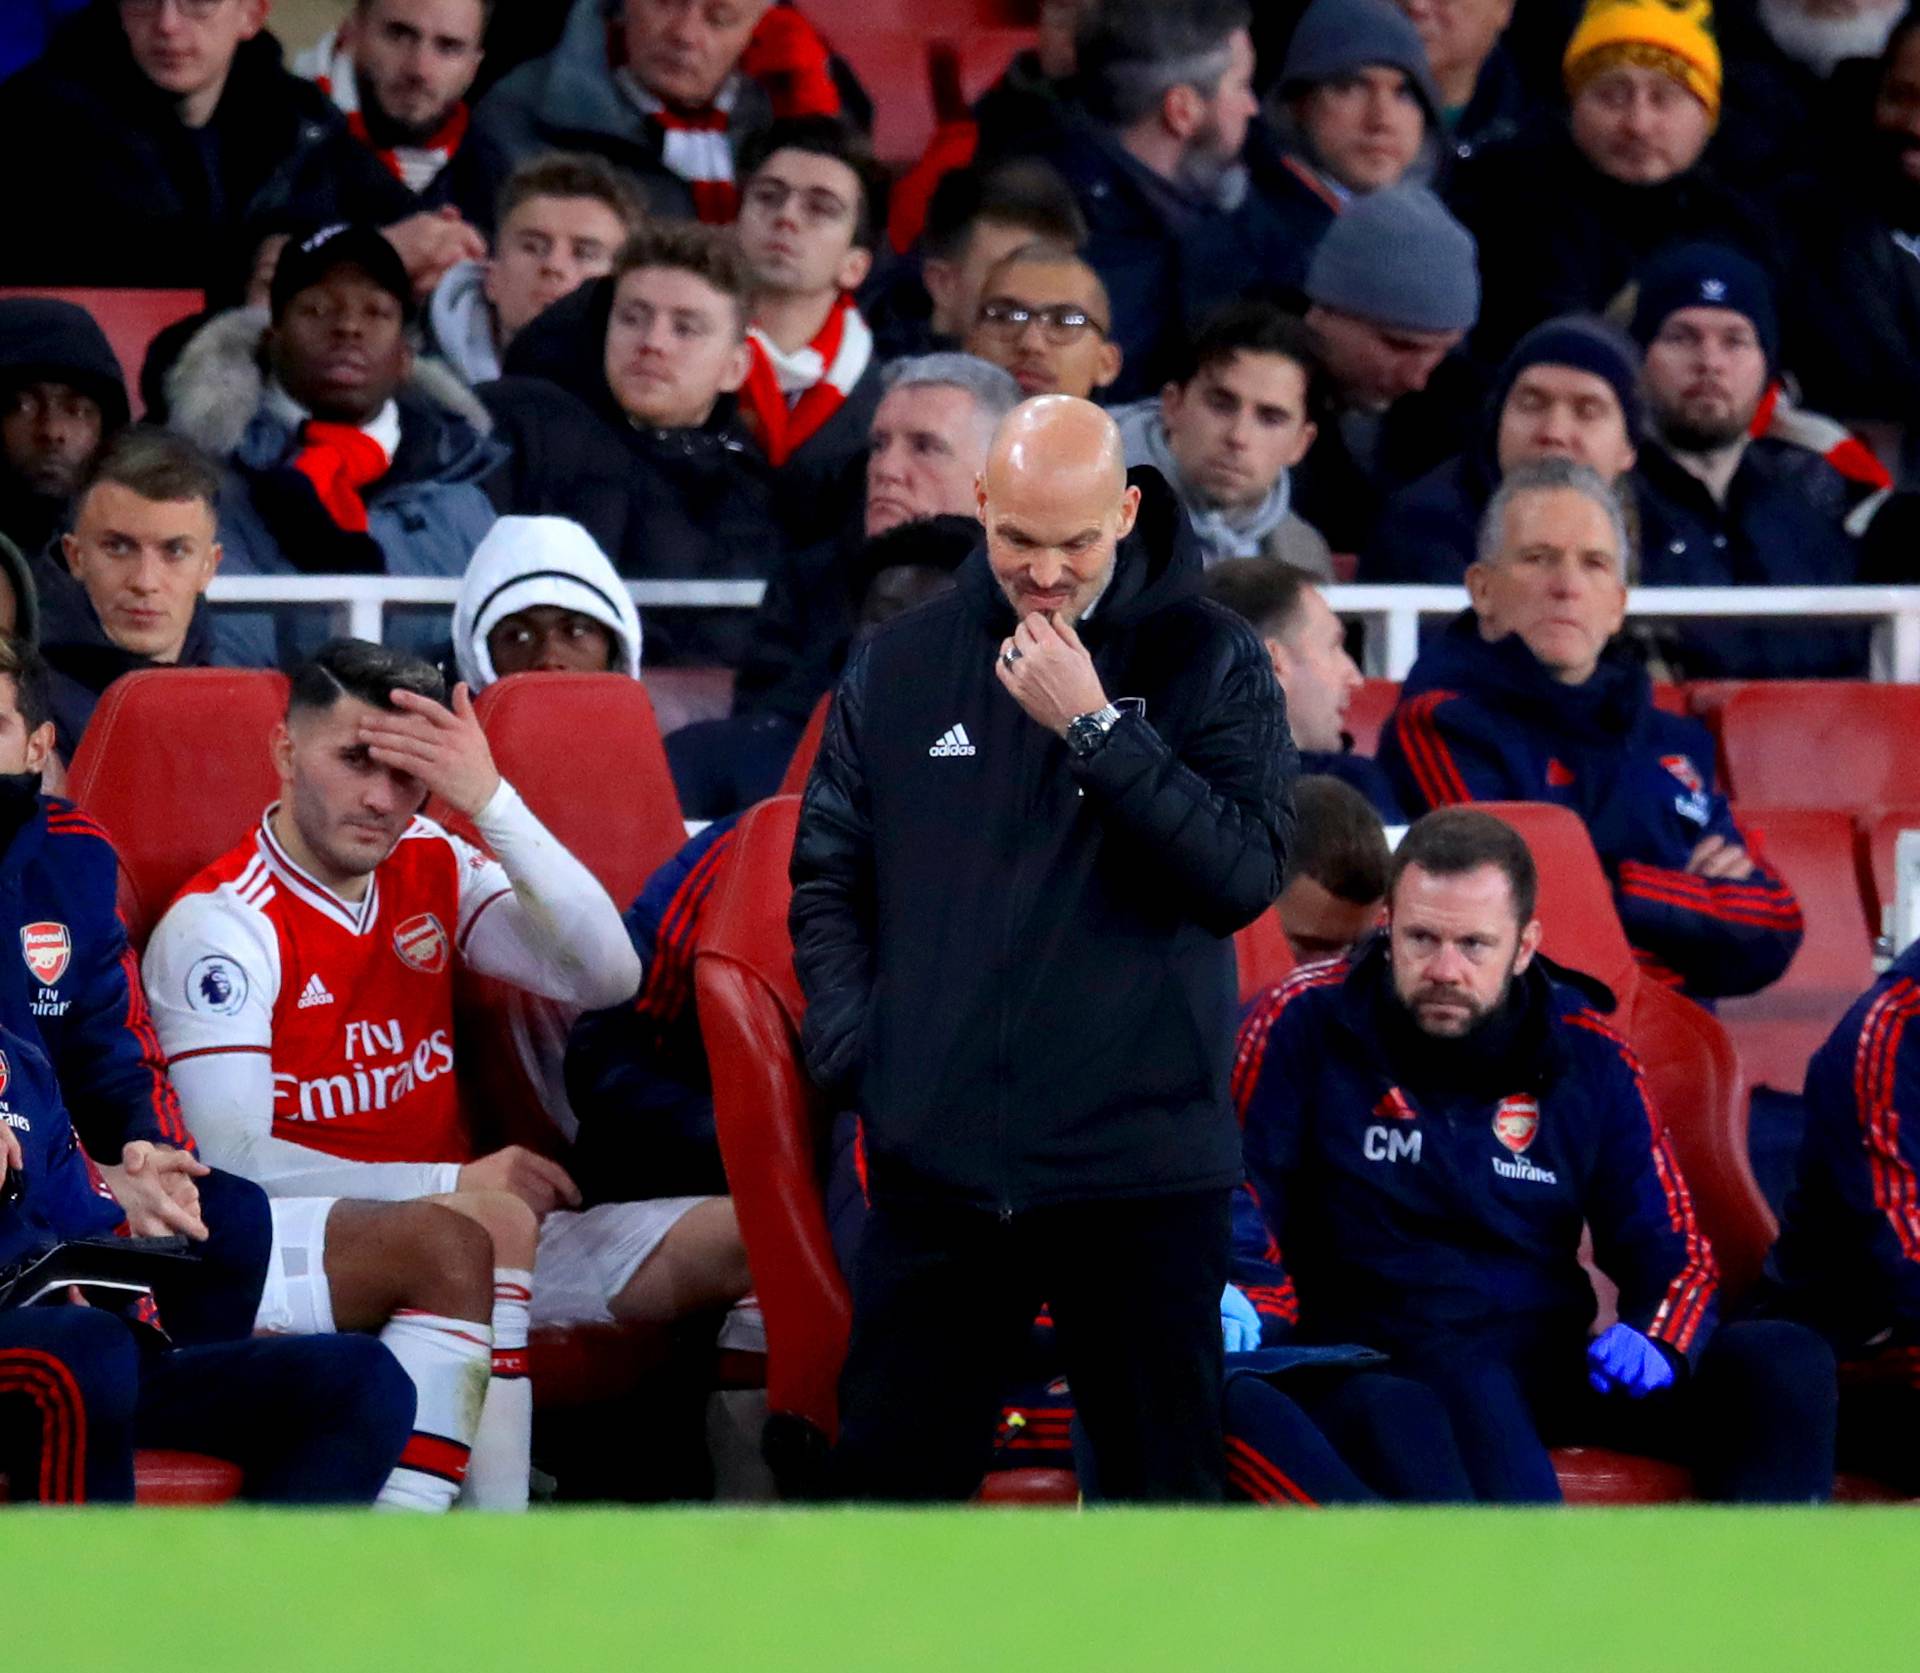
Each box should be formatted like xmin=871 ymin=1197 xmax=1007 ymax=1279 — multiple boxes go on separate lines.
xmin=451 ymin=514 xmax=642 ymax=693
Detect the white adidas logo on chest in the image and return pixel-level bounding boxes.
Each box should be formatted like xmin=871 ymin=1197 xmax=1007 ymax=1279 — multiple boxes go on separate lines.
xmin=929 ymin=724 xmax=977 ymax=758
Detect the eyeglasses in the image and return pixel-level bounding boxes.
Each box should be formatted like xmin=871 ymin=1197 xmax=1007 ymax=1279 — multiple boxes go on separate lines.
xmin=121 ymin=0 xmax=232 ymax=16
xmin=741 ymin=177 xmax=854 ymax=226
xmin=975 ymin=300 xmax=1107 ymax=344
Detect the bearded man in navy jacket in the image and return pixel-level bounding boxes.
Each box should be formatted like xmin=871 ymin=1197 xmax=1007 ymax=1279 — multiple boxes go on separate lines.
xmin=1379 ymin=457 xmax=1802 ymax=1003
xmin=791 ymin=398 xmax=1296 ymax=1502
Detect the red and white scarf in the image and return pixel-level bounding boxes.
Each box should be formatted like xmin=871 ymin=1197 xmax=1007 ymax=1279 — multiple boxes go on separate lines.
xmin=739 ymin=293 xmax=873 ymax=467
xmin=310 ymin=34 xmax=468 ymax=194
xmin=618 ymin=69 xmax=741 ymax=224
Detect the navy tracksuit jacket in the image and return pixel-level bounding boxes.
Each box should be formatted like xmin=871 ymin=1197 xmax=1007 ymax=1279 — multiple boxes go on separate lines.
xmin=1233 ymin=938 xmax=1719 ymax=1368
xmin=0 ymin=791 xmax=269 ymax=1340
xmin=564 ymin=813 xmax=741 ymax=1203
xmin=1379 ymin=615 xmax=1803 ymax=1001
xmin=1771 ymin=940 xmax=1920 ymax=1366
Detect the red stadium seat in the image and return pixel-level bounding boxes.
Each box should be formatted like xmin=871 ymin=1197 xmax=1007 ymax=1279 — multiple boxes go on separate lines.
xmin=1344 ymin=680 xmax=1400 ymax=758
xmin=778 ymin=693 xmax=832 ymax=798
xmin=1650 ymin=681 xmax=1688 ymax=716
xmin=67 ymin=669 xmax=289 ymax=950
xmin=697 ymin=796 xmax=1074 ymax=1501
xmin=1233 ymin=907 xmax=1295 ymax=1004
xmin=1475 ymin=803 xmax=1639 ymax=1006
xmin=1548 ymin=1447 xmax=1693 ymax=1504
xmin=471 ymin=673 xmax=686 ymax=908
xmin=1719 ymin=808 xmax=1876 ymax=1097
xmin=132 ymin=1448 xmax=244 ymax=1505
xmin=0 ymin=287 xmax=203 ymax=417
xmin=1718 ymin=683 xmax=1920 ymax=811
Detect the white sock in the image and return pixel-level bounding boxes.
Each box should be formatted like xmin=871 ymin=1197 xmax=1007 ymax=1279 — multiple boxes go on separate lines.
xmin=460 ymin=1270 xmax=533 ymax=1511
xmin=375 ymin=1309 xmax=492 ymax=1513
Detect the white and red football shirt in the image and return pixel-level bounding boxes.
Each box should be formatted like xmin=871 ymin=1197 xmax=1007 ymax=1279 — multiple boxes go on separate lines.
xmin=143 ymin=807 xmax=513 ymax=1167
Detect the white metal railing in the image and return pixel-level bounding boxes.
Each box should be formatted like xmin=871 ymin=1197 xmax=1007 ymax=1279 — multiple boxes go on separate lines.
xmin=204 ymin=576 xmax=1920 ymax=683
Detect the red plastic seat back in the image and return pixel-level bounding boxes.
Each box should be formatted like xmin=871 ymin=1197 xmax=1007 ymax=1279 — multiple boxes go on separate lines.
xmin=696 ymin=796 xmax=849 ymax=1437
xmin=1719 ymin=807 xmax=1876 ymax=1095
xmin=1344 ymin=680 xmax=1400 ymax=757
xmin=1477 ymin=802 xmax=1640 ymax=1009
xmin=1628 ymin=978 xmax=1772 ymax=1298
xmin=471 ymin=673 xmax=685 ymax=908
xmin=68 ymin=669 xmax=289 ymax=949
xmin=778 ymin=693 xmax=832 ymax=798
xmin=1719 ymin=683 xmax=1920 ymax=811
xmin=1233 ymin=908 xmax=1296 ymax=1003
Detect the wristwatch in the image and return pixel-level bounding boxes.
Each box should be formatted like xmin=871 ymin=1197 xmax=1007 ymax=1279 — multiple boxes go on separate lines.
xmin=1065 ymin=703 xmax=1124 ymax=759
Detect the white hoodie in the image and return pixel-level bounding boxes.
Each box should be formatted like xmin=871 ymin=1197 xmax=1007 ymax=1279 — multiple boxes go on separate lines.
xmin=454 ymin=516 xmax=643 ymax=689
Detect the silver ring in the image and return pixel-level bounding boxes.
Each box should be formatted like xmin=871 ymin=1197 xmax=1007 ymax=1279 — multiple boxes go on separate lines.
xmin=1000 ymin=645 xmax=1021 ymax=668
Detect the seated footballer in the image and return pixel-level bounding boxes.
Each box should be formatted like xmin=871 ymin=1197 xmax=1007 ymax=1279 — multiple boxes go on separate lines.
xmin=141 ymin=639 xmax=750 ymax=1510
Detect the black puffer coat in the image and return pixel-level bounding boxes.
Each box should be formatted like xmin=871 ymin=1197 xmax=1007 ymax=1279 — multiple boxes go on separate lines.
xmin=790 ymin=471 xmax=1297 ymax=1213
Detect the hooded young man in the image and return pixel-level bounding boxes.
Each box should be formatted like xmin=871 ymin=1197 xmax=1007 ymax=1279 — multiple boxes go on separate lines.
xmin=452 ymin=514 xmax=644 ymax=690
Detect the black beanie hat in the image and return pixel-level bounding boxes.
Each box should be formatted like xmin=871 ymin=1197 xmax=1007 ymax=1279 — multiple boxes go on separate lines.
xmin=1490 ymin=315 xmax=1643 ymax=445
xmin=1629 ymin=242 xmax=1778 ymax=371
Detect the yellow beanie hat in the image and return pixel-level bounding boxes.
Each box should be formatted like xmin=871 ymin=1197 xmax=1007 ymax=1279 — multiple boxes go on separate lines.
xmin=1563 ymin=0 xmax=1722 ymax=128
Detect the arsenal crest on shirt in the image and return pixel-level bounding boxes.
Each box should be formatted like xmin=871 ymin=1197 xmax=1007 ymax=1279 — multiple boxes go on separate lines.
xmin=1493 ymin=1094 xmax=1540 ymax=1154
xmin=393 ymin=912 xmax=449 ymax=975
xmin=20 ymin=921 xmax=71 ymax=986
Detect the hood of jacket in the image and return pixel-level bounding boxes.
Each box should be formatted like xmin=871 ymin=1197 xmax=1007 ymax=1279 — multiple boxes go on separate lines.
xmin=453 ymin=513 xmax=643 ymax=688
xmin=165 ymin=305 xmax=497 ymax=466
xmin=0 ymin=298 xmax=130 ymax=434
xmin=1401 ymin=609 xmax=1652 ymax=747
xmin=425 ymin=259 xmax=502 ymax=388
xmin=954 ymin=464 xmax=1203 ymax=643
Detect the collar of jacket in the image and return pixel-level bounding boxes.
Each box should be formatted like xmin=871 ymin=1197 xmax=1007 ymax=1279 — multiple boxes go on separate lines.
xmin=1330 ymin=931 xmax=1615 ymax=1098
xmin=0 ymin=784 xmax=45 ymax=875
xmin=956 ymin=464 xmax=1203 ymax=641
xmin=37 ymin=557 xmax=213 ymax=689
xmin=1406 ymin=608 xmax=1652 ymax=747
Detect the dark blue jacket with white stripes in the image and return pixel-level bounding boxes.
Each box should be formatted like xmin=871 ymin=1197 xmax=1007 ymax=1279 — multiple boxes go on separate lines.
xmin=1232 ymin=938 xmax=1720 ymax=1365
xmin=1377 ymin=614 xmax=1802 ymax=1001
xmin=1768 ymin=941 xmax=1920 ymax=1365
xmin=0 ymin=791 xmax=192 ymax=1161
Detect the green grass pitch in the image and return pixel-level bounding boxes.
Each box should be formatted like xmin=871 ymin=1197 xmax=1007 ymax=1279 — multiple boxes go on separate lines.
xmin=13 ymin=1507 xmax=1920 ymax=1671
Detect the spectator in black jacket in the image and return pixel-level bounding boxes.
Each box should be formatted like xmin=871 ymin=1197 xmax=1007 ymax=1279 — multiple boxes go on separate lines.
xmin=1204 ymin=557 xmax=1401 ymax=822
xmin=295 ymin=0 xmax=510 ymax=230
xmin=791 ymin=397 xmax=1295 ymax=1501
xmin=1289 ymin=182 xmax=1484 ymax=552
xmin=470 ymin=0 xmax=773 ymax=223
xmin=1249 ymin=0 xmax=1441 ymax=290
xmin=0 ymin=299 xmax=130 ymax=563
xmin=1449 ymin=0 xmax=1778 ymax=364
xmin=1781 ymin=14 xmax=1920 ymax=483
xmin=734 ymin=118 xmax=888 ymax=549
xmin=485 ymin=219 xmax=784 ymax=665
xmin=1629 ymin=241 xmax=1870 ymax=679
xmin=0 ymin=0 xmax=480 ymax=296
xmin=1364 ymin=313 xmax=1640 ymax=584
xmin=38 ymin=430 xmax=220 ymax=759
xmin=1393 ymin=0 xmax=1536 ymax=167
xmin=1009 ymin=0 xmax=1286 ymax=400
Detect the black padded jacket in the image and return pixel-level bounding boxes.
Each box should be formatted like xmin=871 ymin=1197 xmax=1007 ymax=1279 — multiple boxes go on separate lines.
xmin=789 ymin=471 xmax=1297 ymax=1213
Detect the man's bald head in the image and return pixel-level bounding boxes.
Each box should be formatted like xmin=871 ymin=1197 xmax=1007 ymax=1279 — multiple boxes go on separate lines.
xmin=979 ymin=396 xmax=1140 ymax=623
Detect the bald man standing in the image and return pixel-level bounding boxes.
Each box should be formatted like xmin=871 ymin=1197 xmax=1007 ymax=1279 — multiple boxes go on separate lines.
xmin=791 ymin=397 xmax=1297 ymax=1502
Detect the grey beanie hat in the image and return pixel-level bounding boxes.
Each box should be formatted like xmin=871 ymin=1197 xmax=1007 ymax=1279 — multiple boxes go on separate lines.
xmin=1303 ymin=184 xmax=1480 ymax=333
xmin=1279 ymin=0 xmax=1441 ymax=126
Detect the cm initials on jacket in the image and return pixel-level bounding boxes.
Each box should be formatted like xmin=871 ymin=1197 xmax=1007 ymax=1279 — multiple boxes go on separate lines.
xmin=790 ymin=475 xmax=1297 ymax=1215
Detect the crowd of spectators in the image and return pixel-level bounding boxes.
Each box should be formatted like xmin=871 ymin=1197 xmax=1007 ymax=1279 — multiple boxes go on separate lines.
xmin=2 ymin=0 xmax=1919 ymax=1507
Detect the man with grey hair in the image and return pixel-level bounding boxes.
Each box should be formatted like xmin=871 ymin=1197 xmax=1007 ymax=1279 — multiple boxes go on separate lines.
xmin=1012 ymin=0 xmax=1298 ymax=399
xmin=1379 ymin=457 xmax=1803 ymax=1002
xmin=668 ymin=353 xmax=1022 ymax=814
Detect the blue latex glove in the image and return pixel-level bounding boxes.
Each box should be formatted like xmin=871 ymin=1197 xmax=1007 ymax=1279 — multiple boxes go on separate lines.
xmin=1587 ymin=1322 xmax=1676 ymax=1399
xmin=1220 ymin=1284 xmax=1263 ymax=1354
